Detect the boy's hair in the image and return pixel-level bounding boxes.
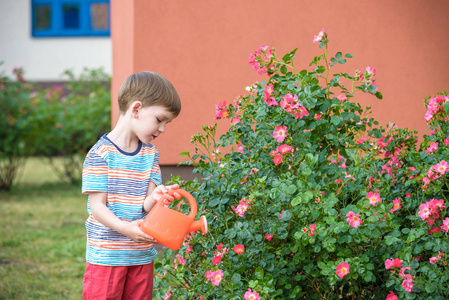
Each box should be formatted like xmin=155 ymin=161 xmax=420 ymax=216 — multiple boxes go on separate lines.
xmin=118 ymin=71 xmax=181 ymax=117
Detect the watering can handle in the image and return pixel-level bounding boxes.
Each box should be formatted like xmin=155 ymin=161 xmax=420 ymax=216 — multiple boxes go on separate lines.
xmin=162 ymin=188 xmax=198 ymax=219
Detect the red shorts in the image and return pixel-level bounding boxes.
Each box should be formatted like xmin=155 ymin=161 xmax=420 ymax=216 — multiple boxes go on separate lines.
xmin=83 ymin=262 xmax=154 ymax=300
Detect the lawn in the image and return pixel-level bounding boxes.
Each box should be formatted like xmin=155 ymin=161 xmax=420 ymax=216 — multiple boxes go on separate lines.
xmin=0 ymin=157 xmax=87 ymax=299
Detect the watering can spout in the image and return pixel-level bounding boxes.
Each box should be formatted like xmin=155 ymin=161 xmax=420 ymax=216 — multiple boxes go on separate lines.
xmin=189 ymin=215 xmax=208 ymax=235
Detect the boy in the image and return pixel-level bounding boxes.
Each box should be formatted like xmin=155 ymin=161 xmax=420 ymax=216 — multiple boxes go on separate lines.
xmin=82 ymin=71 xmax=181 ymax=299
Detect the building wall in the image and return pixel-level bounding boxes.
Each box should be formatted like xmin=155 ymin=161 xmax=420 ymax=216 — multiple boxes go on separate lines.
xmin=112 ymin=1 xmax=449 ymax=166
xmin=0 ymin=0 xmax=112 ymax=81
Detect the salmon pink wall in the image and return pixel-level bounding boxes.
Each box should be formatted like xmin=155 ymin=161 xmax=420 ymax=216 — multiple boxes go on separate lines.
xmin=111 ymin=0 xmax=449 ymax=165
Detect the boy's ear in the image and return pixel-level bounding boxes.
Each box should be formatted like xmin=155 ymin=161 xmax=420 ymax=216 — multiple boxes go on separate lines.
xmin=130 ymin=101 xmax=143 ymax=118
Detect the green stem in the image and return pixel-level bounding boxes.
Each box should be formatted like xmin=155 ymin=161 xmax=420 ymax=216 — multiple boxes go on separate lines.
xmin=324 ymin=43 xmax=330 ymax=99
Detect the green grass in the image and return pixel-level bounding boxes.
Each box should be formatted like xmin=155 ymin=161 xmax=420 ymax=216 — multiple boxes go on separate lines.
xmin=0 ymin=157 xmax=87 ymax=299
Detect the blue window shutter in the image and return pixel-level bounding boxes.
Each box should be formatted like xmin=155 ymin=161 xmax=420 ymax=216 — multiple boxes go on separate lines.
xmin=31 ymin=0 xmax=110 ymax=37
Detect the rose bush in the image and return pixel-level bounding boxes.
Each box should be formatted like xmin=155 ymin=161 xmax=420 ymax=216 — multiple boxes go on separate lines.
xmin=154 ymin=30 xmax=448 ymax=299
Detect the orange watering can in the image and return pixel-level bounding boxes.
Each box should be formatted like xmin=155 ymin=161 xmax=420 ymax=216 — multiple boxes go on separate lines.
xmin=140 ymin=188 xmax=208 ymax=250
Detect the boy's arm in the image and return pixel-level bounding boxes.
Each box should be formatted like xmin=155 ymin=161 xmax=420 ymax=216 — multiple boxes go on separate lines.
xmin=143 ymin=182 xmax=158 ymax=213
xmin=89 ymin=192 xmax=157 ymax=244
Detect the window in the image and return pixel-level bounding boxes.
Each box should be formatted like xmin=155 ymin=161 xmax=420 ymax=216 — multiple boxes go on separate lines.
xmin=31 ymin=0 xmax=110 ymax=37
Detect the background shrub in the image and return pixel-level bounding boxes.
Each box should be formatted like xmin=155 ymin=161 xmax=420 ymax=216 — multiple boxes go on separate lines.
xmin=0 ymin=65 xmax=34 ymax=191
xmin=30 ymin=68 xmax=111 ymax=184
xmin=0 ymin=66 xmax=111 ymax=190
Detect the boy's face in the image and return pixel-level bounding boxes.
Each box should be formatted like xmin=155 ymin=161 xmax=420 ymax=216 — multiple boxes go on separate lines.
xmin=132 ymin=104 xmax=175 ymax=144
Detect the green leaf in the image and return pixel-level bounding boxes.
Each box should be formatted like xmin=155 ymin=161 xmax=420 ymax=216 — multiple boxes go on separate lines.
xmin=301 ymin=191 xmax=314 ymax=203
xmin=338 ymin=59 xmax=347 ymax=64
xmin=283 ymin=48 xmax=298 ymax=63
xmin=277 ymin=227 xmax=288 ymax=239
xmin=291 ymin=195 xmax=302 ymax=206
xmin=401 ymin=228 xmax=410 ymax=234
xmin=302 ymin=166 xmax=312 ymax=176
xmin=326 ymin=193 xmax=339 ymax=207
xmin=231 ymin=273 xmax=241 ymax=283
xmin=208 ymin=199 xmax=219 ymax=207
xmin=180 ymin=150 xmax=190 ymax=157
xmin=413 ymin=244 xmax=423 ymax=255
xmin=316 ymin=66 xmax=326 ymax=74
xmin=326 ymin=242 xmax=336 ymax=252
xmin=367 ymin=215 xmax=379 ymax=223
xmin=305 ymin=153 xmax=316 ymax=165
xmin=193 ymin=244 xmax=203 ymax=253
xmin=317 ymin=261 xmax=326 ymax=269
xmin=225 ymin=228 xmax=236 ymax=239
xmin=280 ymin=65 xmax=288 ymax=75
xmin=248 ymin=280 xmax=258 ymax=288
xmin=331 ymin=116 xmax=342 ymax=126
xmin=335 ymin=52 xmax=342 ymax=59
xmin=445 ymin=101 xmax=449 ymax=114
xmin=406 ymin=231 xmax=416 ymax=243
xmin=385 ymin=236 xmax=400 ymax=245
xmin=425 ymin=284 xmax=435 ymax=293
xmin=363 ymin=271 xmax=374 ymax=282
xmin=344 ymin=53 xmax=353 ymax=58
xmin=255 ymin=267 xmax=264 ymax=280
xmin=432 ymin=231 xmax=442 ymax=238
xmin=371 ymin=229 xmax=381 ymax=238
xmin=281 ymin=210 xmax=292 ymax=221
xmin=310 ymin=210 xmax=320 ymax=220
xmin=424 ymin=241 xmax=433 ymax=250
xmin=375 ymin=91 xmax=383 ymax=99
xmin=286 ymin=185 xmax=297 ymax=195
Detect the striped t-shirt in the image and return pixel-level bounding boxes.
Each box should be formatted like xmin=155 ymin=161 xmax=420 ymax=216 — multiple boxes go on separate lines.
xmin=82 ymin=134 xmax=161 ymax=266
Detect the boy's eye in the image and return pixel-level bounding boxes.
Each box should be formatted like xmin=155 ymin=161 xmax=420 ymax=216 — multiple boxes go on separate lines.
xmin=156 ymin=118 xmax=162 ymax=122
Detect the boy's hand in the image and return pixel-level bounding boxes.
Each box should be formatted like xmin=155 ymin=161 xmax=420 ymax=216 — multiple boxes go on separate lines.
xmin=143 ymin=183 xmax=182 ymax=213
xmin=122 ymin=219 xmax=158 ymax=244
xmin=152 ymin=184 xmax=181 ymax=204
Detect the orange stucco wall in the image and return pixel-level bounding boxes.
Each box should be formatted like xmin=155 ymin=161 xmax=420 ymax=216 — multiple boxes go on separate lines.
xmin=111 ymin=0 xmax=449 ymax=165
